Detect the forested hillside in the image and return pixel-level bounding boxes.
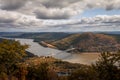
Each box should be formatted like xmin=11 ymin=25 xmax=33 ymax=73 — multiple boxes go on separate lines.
xmin=50 ymin=33 xmax=120 ymax=52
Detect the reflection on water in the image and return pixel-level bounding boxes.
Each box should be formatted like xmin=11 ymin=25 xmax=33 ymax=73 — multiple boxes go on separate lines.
xmin=15 ymin=39 xmax=100 ymax=65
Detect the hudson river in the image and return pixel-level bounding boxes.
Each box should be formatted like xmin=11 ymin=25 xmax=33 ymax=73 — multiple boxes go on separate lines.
xmin=16 ymin=38 xmax=100 ymax=65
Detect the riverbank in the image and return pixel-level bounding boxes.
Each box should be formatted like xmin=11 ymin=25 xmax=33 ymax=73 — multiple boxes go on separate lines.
xmin=15 ymin=38 xmax=100 ymax=65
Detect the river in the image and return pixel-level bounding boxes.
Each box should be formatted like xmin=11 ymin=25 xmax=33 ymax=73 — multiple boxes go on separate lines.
xmin=15 ymin=38 xmax=100 ymax=65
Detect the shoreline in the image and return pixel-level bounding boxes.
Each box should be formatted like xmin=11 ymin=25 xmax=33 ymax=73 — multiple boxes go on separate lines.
xmin=1 ymin=37 xmax=101 ymax=65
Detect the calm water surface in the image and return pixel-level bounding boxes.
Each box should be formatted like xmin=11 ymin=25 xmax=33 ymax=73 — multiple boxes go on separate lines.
xmin=15 ymin=39 xmax=100 ymax=65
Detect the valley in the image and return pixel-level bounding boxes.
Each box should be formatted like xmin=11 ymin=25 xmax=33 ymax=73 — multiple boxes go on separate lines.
xmin=1 ymin=32 xmax=120 ymax=64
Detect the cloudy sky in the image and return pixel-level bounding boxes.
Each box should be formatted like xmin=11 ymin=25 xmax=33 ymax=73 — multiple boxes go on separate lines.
xmin=0 ymin=0 xmax=120 ymax=32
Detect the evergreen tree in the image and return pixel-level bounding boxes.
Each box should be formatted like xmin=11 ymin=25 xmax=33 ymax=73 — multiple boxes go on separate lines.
xmin=92 ymin=52 xmax=120 ymax=80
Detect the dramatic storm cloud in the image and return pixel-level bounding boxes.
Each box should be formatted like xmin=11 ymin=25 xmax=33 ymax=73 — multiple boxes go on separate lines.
xmin=34 ymin=8 xmax=76 ymax=19
xmin=0 ymin=0 xmax=27 ymax=10
xmin=0 ymin=0 xmax=120 ymax=32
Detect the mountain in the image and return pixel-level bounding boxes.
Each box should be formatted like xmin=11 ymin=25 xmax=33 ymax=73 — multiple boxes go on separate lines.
xmin=50 ymin=32 xmax=120 ymax=52
xmin=0 ymin=32 xmax=23 ymax=37
xmin=1 ymin=32 xmax=120 ymax=52
xmin=0 ymin=32 xmax=71 ymax=42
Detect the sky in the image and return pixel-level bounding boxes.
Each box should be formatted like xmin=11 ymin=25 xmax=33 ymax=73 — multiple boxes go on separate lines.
xmin=0 ymin=0 xmax=120 ymax=32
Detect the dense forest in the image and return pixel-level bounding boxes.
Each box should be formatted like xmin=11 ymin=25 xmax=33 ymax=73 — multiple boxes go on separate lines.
xmin=0 ymin=39 xmax=120 ymax=80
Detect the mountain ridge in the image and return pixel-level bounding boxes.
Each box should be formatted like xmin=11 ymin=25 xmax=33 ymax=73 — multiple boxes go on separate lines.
xmin=50 ymin=32 xmax=120 ymax=52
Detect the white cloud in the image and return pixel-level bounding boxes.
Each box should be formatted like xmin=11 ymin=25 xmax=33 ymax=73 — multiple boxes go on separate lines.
xmin=0 ymin=9 xmax=120 ymax=32
xmin=0 ymin=0 xmax=120 ymax=19
xmin=0 ymin=0 xmax=120 ymax=31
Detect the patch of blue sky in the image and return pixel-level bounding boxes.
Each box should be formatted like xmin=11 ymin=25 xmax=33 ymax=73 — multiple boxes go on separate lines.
xmin=72 ymin=8 xmax=120 ymax=19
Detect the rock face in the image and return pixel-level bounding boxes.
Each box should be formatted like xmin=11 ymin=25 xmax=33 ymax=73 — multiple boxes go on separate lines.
xmin=51 ymin=33 xmax=120 ymax=52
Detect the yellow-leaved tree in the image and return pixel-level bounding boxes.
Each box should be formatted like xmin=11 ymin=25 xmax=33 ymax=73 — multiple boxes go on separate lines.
xmin=0 ymin=39 xmax=28 ymax=80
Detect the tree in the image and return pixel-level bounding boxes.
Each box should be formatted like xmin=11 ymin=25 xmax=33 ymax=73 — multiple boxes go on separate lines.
xmin=68 ymin=66 xmax=99 ymax=80
xmin=27 ymin=62 xmax=50 ymax=80
xmin=15 ymin=65 xmax=28 ymax=80
xmin=92 ymin=51 xmax=120 ymax=80
xmin=0 ymin=39 xmax=28 ymax=80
